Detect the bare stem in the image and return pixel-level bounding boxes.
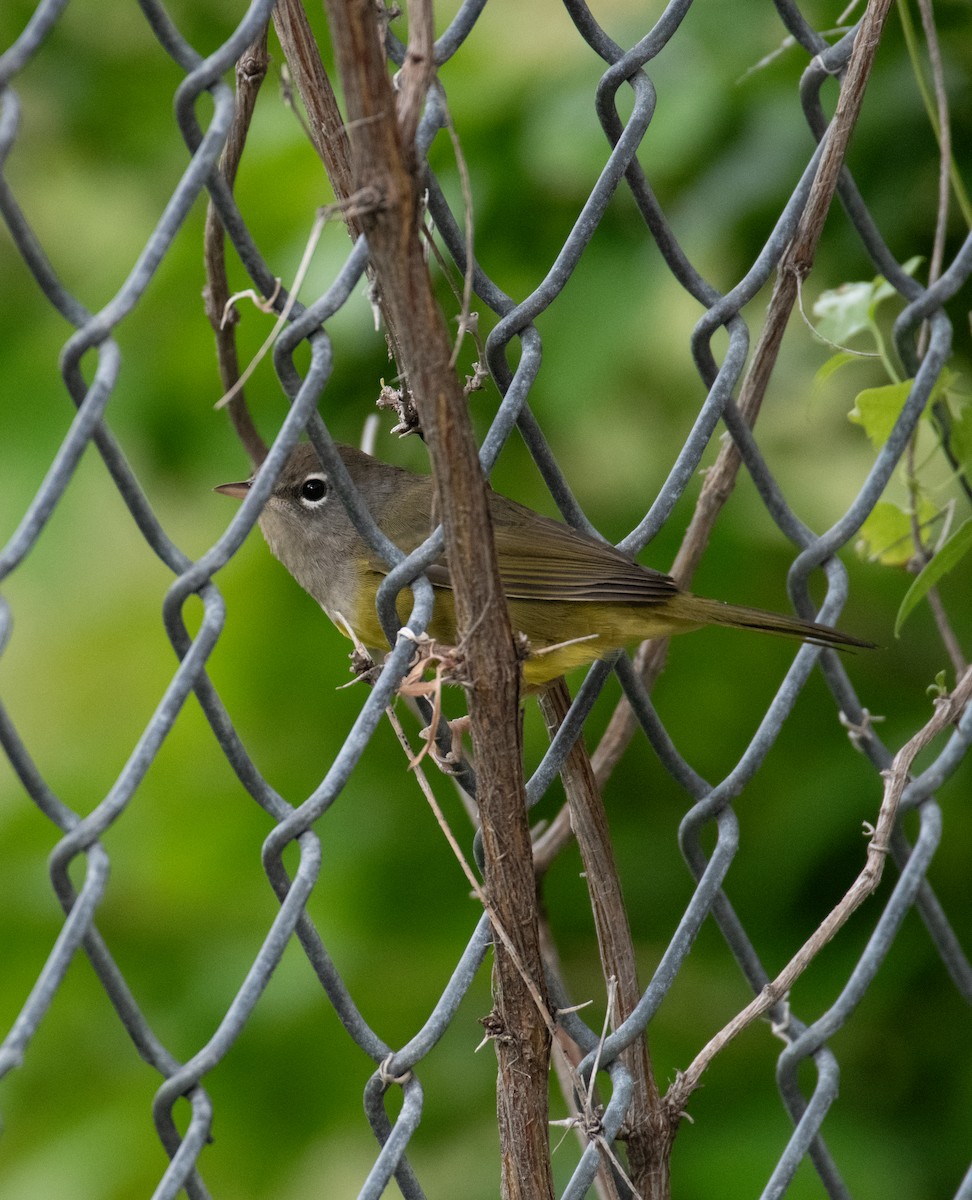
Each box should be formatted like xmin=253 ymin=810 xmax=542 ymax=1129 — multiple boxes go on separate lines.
xmin=321 ymin=3 xmax=554 ymax=1195
xmin=272 ymin=0 xmax=355 ymax=222
xmin=593 ymin=0 xmax=896 ymax=785
xmin=537 ymin=680 xmax=674 ymax=1199
xmin=203 ymin=28 xmax=271 ymax=467
xmin=668 ymin=662 xmax=972 ymax=1109
xmin=539 ymin=913 xmax=622 ymax=1200
xmin=272 ymin=0 xmax=417 ymax=421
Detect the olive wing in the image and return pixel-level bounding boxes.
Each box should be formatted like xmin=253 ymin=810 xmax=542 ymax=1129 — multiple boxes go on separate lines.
xmin=486 ymin=496 xmax=678 ymax=605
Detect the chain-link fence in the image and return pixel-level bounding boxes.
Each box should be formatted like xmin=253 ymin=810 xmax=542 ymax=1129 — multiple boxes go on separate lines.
xmin=2 ymin=1 xmax=971 ymax=1198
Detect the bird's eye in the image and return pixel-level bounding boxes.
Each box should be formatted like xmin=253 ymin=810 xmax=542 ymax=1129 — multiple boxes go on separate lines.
xmin=298 ymin=474 xmax=328 ymax=506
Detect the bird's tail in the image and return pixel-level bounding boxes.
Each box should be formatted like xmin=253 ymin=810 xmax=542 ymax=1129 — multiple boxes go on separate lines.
xmin=677 ymin=594 xmax=875 ymax=650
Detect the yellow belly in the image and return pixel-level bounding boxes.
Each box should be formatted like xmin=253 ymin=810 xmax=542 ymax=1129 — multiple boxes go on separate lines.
xmin=339 ymin=577 xmax=697 ymax=689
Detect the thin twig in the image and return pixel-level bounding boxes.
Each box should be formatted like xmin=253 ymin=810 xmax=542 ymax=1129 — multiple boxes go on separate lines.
xmin=592 ymin=0 xmax=896 ymax=787
xmin=394 ymin=0 xmax=435 ymax=158
xmin=384 ymin=706 xmax=556 ymax=1040
xmin=667 ymin=662 xmax=972 ymax=1110
xmin=203 ymin=27 xmax=271 ymax=467
xmin=536 ymin=679 xmax=673 ymax=1198
xmin=539 ymin=913 xmax=622 ymax=1200
xmin=272 ymin=0 xmax=419 ymax=422
xmin=438 ymin=96 xmax=477 ymax=370
xmin=213 ymin=207 xmax=328 ymax=411
xmin=924 ymin=587 xmax=968 ymax=677
xmin=421 ymin=221 xmax=486 ymax=376
xmin=549 ymin=980 xmax=646 ymax=1200
xmin=794 ymin=273 xmax=880 ymax=358
xmin=915 ymin=0 xmax=950 ymax=313
xmin=896 ymin=0 xmax=972 ymax=228
xmin=904 ymin=440 xmax=967 ymax=678
xmin=272 ymin=0 xmax=356 ymax=219
xmin=899 ymin=0 xmax=967 ymax=673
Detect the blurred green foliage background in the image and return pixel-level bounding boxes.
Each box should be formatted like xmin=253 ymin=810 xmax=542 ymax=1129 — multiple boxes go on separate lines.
xmin=1 ymin=1 xmax=970 ymax=1197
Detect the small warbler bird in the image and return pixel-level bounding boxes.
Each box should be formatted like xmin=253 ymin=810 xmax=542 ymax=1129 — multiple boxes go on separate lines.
xmin=217 ymin=443 xmax=871 ymax=687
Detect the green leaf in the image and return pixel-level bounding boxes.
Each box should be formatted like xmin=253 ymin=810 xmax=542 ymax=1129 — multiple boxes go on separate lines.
xmin=895 ymin=517 xmax=972 ymax=636
xmin=855 ymin=501 xmax=918 ymax=566
xmin=848 ymin=380 xmax=914 ymax=449
xmin=813 ymin=281 xmax=877 ymax=344
xmin=814 ymin=351 xmax=860 ymax=387
xmin=813 ymin=259 xmax=923 ymax=345
xmin=855 ymin=497 xmax=940 ymax=567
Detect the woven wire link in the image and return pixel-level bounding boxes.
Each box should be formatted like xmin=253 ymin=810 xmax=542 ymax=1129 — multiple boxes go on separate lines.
xmin=1 ymin=2 xmax=971 ymax=1198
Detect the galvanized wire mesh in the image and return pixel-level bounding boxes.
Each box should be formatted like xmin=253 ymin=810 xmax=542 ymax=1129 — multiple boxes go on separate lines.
xmin=2 ymin=2 xmax=971 ymax=1199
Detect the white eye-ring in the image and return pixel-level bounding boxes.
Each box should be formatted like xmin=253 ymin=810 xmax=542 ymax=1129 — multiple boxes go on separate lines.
xmin=298 ymin=473 xmax=329 ymax=507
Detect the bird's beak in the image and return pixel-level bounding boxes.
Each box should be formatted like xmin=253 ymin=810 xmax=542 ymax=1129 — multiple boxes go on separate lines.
xmin=213 ymin=480 xmax=252 ymax=501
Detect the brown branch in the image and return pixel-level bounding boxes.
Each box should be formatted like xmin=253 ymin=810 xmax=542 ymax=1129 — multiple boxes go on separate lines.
xmin=909 ymin=0 xmax=967 ymax=673
xmin=394 ymin=0 xmax=435 ymax=156
xmin=537 ymin=680 xmax=674 ymax=1199
xmin=321 ymin=3 xmax=554 ymax=1196
xmin=273 ymin=0 xmax=420 ymax=432
xmin=904 ymin=441 xmax=967 ymax=678
xmin=539 ymin=913 xmax=622 ymax=1200
xmin=385 ymin=706 xmax=557 ymax=1041
xmin=916 ymin=0 xmax=950 ymax=295
xmin=925 ymin=585 xmax=967 ymax=677
xmin=592 ymin=0 xmax=896 ymax=786
xmin=203 ymin=28 xmax=271 ymax=467
xmin=271 ymin=0 xmax=356 ymax=226
xmin=667 ymin=661 xmax=972 ymax=1111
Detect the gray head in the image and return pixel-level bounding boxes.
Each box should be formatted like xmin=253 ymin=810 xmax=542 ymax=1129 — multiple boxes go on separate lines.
xmin=216 ymin=444 xmax=368 ymax=616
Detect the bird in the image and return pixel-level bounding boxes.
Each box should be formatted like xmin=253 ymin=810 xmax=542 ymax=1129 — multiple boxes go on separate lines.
xmin=216 ymin=442 xmax=872 ymax=688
